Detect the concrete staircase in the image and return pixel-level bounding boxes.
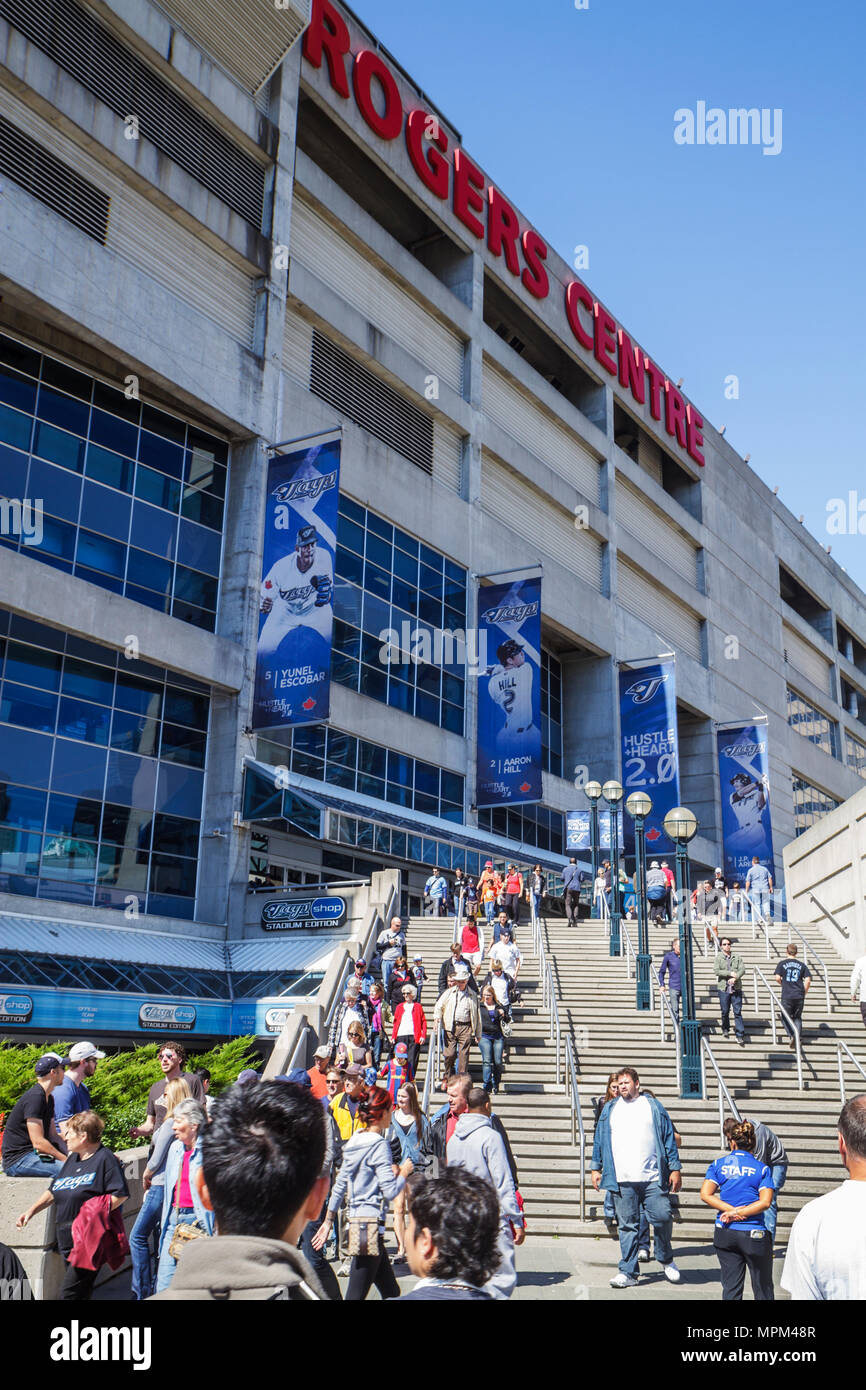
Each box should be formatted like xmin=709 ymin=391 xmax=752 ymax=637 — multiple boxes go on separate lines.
xmin=544 ymin=912 xmax=866 ymax=1242
xmin=402 ymin=913 xmax=585 ymax=1236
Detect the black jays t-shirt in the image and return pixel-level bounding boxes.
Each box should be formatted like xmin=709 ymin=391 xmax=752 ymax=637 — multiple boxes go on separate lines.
xmin=774 ymin=959 xmax=812 ymax=1001
xmin=50 ymin=1147 xmax=129 ymax=1254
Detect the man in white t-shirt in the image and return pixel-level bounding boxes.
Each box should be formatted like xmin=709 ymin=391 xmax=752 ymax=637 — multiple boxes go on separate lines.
xmin=258 ymin=523 xmax=334 ymax=655
xmin=489 ymin=927 xmax=522 ymax=984
xmin=488 ymin=641 xmax=538 ymax=752
xmin=591 ymin=1067 xmax=682 ymax=1288
xmin=781 ymin=1094 xmax=866 ymax=1300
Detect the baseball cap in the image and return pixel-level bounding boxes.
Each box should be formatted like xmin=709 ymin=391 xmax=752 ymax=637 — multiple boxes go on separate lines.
xmin=413 ymin=954 xmax=423 ymax=961
xmin=35 ymin=1053 xmax=64 ymax=1076
xmin=497 ymin=638 xmax=523 ymax=664
xmin=344 ymin=1063 xmax=363 ymax=1079
xmin=296 ymin=524 xmax=318 ymax=546
xmin=236 ymin=1068 xmax=260 ymax=1086
xmin=650 ymin=861 xmax=660 ymax=868
xmin=394 ymin=1042 xmax=409 ymax=1056
xmin=364 ymin=1067 xmax=378 ymax=1086
xmin=501 ymin=924 xmax=512 ymax=936
xmin=313 ymin=1045 xmax=331 ymax=1060
xmin=67 ymin=1041 xmax=106 ymax=1064
xmin=485 ymin=861 xmax=493 ymax=868
xmin=453 ymin=964 xmax=470 ymax=980
xmin=275 ymin=1069 xmax=312 ymax=1088
xmin=355 ymin=958 xmax=366 ymax=967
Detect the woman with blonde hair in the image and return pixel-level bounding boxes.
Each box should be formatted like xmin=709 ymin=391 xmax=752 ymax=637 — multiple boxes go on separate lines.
xmin=701 ymin=1118 xmax=775 ymax=1301
xmin=129 ymin=1076 xmax=191 ymax=1299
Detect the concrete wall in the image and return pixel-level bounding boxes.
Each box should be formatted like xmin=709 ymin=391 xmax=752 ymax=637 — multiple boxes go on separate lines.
xmin=783 ymin=787 xmax=866 ymax=958
xmin=0 ymin=1147 xmax=146 ymax=1300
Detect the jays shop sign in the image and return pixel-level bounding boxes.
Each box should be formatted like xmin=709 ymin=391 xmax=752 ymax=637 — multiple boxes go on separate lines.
xmin=304 ymin=0 xmax=705 ymax=469
xmin=261 ymin=895 xmax=347 ymax=932
xmin=139 ymin=1002 xmax=197 ymax=1032
xmin=0 ymin=993 xmax=33 ymax=1025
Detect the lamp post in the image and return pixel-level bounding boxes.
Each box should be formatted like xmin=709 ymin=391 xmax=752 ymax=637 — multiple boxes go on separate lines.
xmin=602 ymin=779 xmax=623 ymax=956
xmin=584 ymin=780 xmax=602 ymax=918
xmin=663 ymin=805 xmax=702 ymax=1098
xmin=626 ymin=790 xmax=653 ymax=1010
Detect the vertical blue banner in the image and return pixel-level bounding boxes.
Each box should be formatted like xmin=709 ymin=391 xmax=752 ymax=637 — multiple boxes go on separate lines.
xmin=476 ymin=577 xmax=542 ymax=808
xmin=253 ymin=439 xmax=340 ymax=730
xmin=717 ymin=724 xmax=775 ymax=882
xmin=619 ymin=661 xmax=680 ymax=858
xmin=566 ymin=809 xmax=618 ymax=852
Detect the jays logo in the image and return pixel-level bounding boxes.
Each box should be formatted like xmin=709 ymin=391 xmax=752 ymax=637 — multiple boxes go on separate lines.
xmin=625 ymin=675 xmax=669 ymax=705
xmin=272 ymin=470 xmax=338 ymax=504
xmin=483 ymin=602 xmax=539 ymax=625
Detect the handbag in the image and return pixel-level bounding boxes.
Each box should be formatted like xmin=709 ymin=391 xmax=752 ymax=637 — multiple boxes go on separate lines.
xmin=345 ymin=1155 xmax=380 ymax=1257
xmin=500 ymin=1012 xmax=514 ymax=1038
xmin=167 ymin=1171 xmax=206 ymax=1259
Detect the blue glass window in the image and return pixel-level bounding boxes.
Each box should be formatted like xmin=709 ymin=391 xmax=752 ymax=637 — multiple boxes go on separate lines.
xmin=0 ymin=784 xmax=47 ymax=831
xmin=0 ymin=366 xmax=37 ymax=414
xmin=0 ymin=683 xmax=57 ymax=732
xmin=56 ymin=697 xmax=111 ymax=745
xmin=80 ymin=482 xmax=131 ymax=541
xmin=0 ymin=402 xmax=33 ymax=451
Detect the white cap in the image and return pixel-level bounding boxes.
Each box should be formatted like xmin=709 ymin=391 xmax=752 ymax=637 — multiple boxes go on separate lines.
xmin=68 ymin=1041 xmax=106 ymax=1063
xmin=453 ymin=964 xmax=470 ymax=980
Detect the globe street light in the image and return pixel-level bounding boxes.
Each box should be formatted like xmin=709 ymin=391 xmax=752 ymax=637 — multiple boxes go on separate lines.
xmin=663 ymin=804 xmax=702 ymax=1098
xmin=626 ymin=790 xmax=653 ymax=1010
xmin=602 ymin=780 xmax=623 ymax=956
xmin=583 ymin=780 xmax=602 ymax=917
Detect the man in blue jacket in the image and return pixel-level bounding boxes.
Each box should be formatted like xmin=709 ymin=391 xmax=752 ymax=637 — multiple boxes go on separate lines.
xmin=562 ymin=856 xmax=581 ymax=925
xmin=591 ymin=1066 xmax=682 ymax=1288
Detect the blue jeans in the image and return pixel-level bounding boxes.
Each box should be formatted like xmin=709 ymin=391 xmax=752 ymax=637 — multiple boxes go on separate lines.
xmin=371 ymin=1033 xmax=383 ymax=1067
xmin=156 ymin=1206 xmax=202 ymax=1293
xmin=751 ymin=891 xmax=771 ymax=921
xmin=381 ymin=959 xmax=396 ymax=996
xmin=3 ymin=1151 xmax=65 ymax=1177
xmin=612 ymin=1182 xmax=674 ymax=1278
xmin=718 ymin=987 xmax=745 ymax=1037
xmin=765 ymin=1164 xmax=786 ymax=1241
xmin=129 ymin=1183 xmax=164 ymax=1300
xmin=484 ymin=903 xmax=495 ymax=923
xmin=603 ymin=1190 xmax=650 ymax=1250
xmin=479 ymin=1035 xmax=504 ymax=1092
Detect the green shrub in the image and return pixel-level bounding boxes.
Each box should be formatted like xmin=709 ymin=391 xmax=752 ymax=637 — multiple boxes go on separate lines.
xmin=0 ymin=1038 xmax=261 ymax=1153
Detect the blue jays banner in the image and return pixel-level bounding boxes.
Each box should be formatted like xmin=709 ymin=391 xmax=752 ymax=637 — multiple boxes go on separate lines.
xmin=619 ymin=660 xmax=680 ymax=858
xmin=253 ymin=438 xmax=340 ymax=730
xmin=566 ymin=809 xmax=619 ymax=852
xmin=477 ymin=577 xmax=542 ymax=808
xmin=717 ymin=723 xmax=775 ymax=881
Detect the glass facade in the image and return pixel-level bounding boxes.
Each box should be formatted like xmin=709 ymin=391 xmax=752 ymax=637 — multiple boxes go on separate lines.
xmin=0 ymin=333 xmax=226 ymax=632
xmin=791 ymin=776 xmax=839 ymax=836
xmin=845 ymin=731 xmax=866 ymax=781
xmin=332 ymin=495 xmax=466 ymax=733
xmin=0 ymin=610 xmax=209 ymax=917
xmin=0 ymin=950 xmax=322 ymax=1003
xmin=786 ymin=688 xmax=841 ymax=760
xmin=257 ymin=726 xmax=465 ymax=822
xmin=541 ymin=648 xmax=563 ymax=777
xmin=478 ymin=802 xmax=565 ymax=855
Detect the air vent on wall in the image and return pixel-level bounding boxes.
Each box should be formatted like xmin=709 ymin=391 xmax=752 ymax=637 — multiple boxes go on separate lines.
xmin=311 ymin=330 xmax=434 ymax=476
xmin=0 ymin=113 xmax=109 ymax=243
xmin=0 ymin=0 xmax=266 ymax=227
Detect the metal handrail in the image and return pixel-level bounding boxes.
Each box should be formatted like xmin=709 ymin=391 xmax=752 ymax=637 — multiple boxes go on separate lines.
xmin=700 ymin=1036 xmax=742 ymax=1146
xmin=837 ymin=1041 xmax=866 ymax=1105
xmin=785 ymin=922 xmax=832 ymax=1014
xmin=618 ymin=918 xmax=655 ymax=1008
xmin=752 ymin=965 xmax=804 ymax=1089
xmin=452 ymin=887 xmax=465 ymax=946
xmin=249 ymin=876 xmax=369 ymax=895
xmin=422 ymin=1023 xmax=444 ymax=1116
xmin=809 ymin=892 xmax=850 ymax=937
xmin=695 ymin=914 xmax=722 ymax=954
xmin=546 ymin=960 xmax=563 ymax=1085
xmin=564 ymin=1034 xmax=587 ymax=1222
xmin=657 ymin=985 xmax=682 ymax=1093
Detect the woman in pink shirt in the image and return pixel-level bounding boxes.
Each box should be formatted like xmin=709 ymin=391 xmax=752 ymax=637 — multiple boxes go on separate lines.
xmin=155 ymin=1098 xmax=213 ymax=1293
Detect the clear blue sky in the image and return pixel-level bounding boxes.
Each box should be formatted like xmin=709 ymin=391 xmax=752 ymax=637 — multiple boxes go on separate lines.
xmin=351 ymin=0 xmax=866 ymax=590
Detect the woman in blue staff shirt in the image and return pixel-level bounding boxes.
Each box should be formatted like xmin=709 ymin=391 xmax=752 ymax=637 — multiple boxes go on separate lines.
xmin=700 ymin=1119 xmax=775 ymax=1301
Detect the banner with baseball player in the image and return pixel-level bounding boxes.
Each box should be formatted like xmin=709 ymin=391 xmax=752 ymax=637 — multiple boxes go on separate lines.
xmin=476 ymin=576 xmax=543 ymax=808
xmin=618 ymin=659 xmax=681 ymax=859
xmin=717 ymin=722 xmax=775 ymax=882
xmin=252 ymin=438 xmax=339 ymax=731
xmin=567 ymin=809 xmax=617 ymax=852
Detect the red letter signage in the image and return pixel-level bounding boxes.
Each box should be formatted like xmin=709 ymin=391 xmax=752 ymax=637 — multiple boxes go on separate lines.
xmin=405 ymin=110 xmax=450 ymax=200
xmin=644 ymin=357 xmax=666 ymax=422
xmin=487 ymin=187 xmax=521 ymax=275
xmin=453 ymin=149 xmax=486 ymax=240
xmin=353 ymin=50 xmax=404 ymax=140
xmin=593 ymin=304 xmax=618 ymax=377
xmin=521 ymin=230 xmax=549 ymax=300
xmin=303 ymin=0 xmax=351 ymax=99
xmin=565 ymin=280 xmax=594 ymax=352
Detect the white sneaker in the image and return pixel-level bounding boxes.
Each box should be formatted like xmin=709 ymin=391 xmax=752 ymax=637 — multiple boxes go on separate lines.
xmin=610 ymin=1273 xmax=639 ymax=1288
xmin=663 ymin=1262 xmax=682 ymax=1283
xmin=637 ymin=1250 xmax=650 ymax=1263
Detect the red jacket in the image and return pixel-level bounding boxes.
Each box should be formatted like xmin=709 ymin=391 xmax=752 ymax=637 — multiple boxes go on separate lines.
xmin=68 ymin=1194 xmax=130 ymax=1272
xmin=391 ymin=1002 xmax=428 ymax=1045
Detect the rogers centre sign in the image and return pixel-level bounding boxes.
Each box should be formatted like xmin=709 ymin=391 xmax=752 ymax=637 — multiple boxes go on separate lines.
xmin=303 ymin=0 xmax=705 ymax=468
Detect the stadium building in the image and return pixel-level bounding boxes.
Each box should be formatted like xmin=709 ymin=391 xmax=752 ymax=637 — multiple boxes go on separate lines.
xmin=1 ymin=0 xmax=865 ymax=1042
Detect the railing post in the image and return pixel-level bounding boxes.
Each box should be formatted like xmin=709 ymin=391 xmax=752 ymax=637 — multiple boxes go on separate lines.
xmin=838 ymin=1046 xmax=845 ymax=1106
